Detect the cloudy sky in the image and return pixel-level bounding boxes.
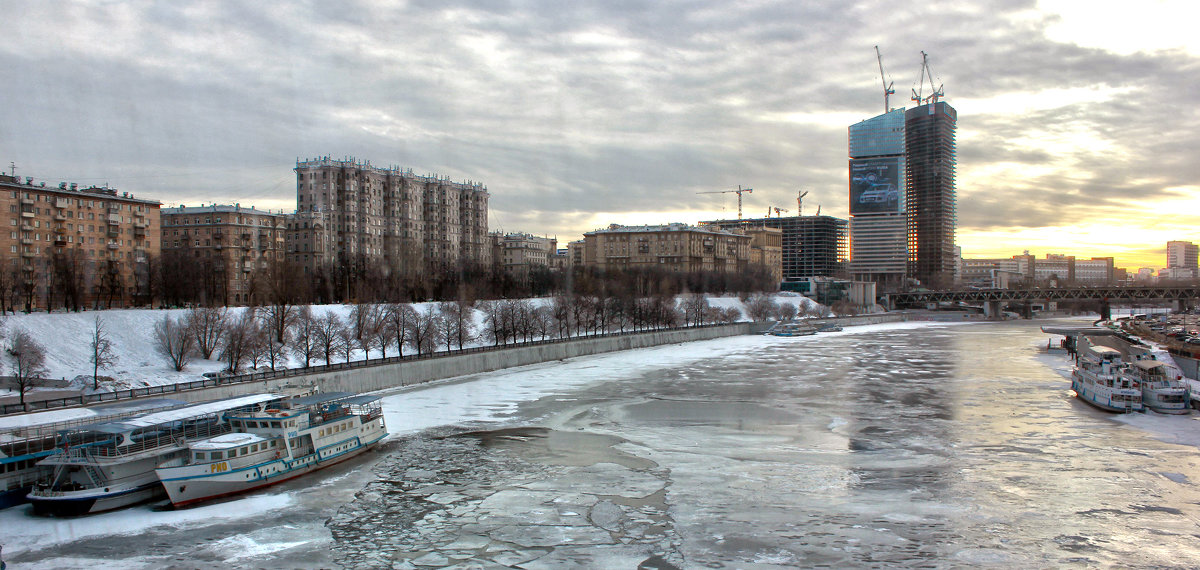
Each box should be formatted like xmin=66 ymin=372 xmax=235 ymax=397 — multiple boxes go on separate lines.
xmin=1 ymin=0 xmax=1197 ymax=270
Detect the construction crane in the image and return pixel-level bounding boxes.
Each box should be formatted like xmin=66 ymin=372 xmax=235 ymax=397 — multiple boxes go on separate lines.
xmin=875 ymin=46 xmax=895 ymax=113
xmin=910 ymin=50 xmax=944 ymax=105
xmin=697 ymin=185 xmax=752 ymax=219
xmin=796 ymin=190 xmax=809 ymax=216
xmin=767 ymin=206 xmax=789 ymax=218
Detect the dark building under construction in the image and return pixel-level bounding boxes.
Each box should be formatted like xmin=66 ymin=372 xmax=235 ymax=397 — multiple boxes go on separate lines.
xmin=905 ymin=102 xmax=957 ymax=288
xmin=701 ymin=215 xmax=847 ymax=282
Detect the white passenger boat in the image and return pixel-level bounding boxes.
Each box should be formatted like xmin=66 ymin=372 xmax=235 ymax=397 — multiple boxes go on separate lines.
xmin=0 ymin=399 xmax=186 ymax=510
xmin=1071 ymin=344 xmax=1143 ymax=413
xmin=156 ymin=392 xmax=387 ymax=508
xmin=1126 ymin=359 xmax=1190 ymax=415
xmin=27 ymin=394 xmax=282 ymax=516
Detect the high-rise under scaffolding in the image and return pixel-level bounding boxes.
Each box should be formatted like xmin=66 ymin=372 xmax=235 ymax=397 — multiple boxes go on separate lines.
xmin=700 ymin=215 xmax=847 ymax=282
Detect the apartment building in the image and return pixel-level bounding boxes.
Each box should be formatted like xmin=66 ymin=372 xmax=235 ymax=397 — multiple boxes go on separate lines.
xmin=489 ymin=232 xmax=557 ymax=279
xmin=581 ymin=223 xmax=751 ymax=274
xmin=0 ymin=174 xmax=160 ymax=309
xmin=160 ymin=204 xmax=288 ymax=305
xmin=290 ymin=157 xmax=489 ymax=278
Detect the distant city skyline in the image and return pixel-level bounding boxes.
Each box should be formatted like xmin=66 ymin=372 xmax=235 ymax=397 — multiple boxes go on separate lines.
xmin=2 ymin=1 xmax=1198 ymax=271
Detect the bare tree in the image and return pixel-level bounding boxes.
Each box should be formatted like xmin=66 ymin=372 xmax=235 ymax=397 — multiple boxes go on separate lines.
xmin=438 ymin=301 xmax=475 ymax=350
xmin=357 ymin=308 xmax=383 ymax=359
xmin=7 ymin=329 xmax=47 ymax=411
xmin=246 ymin=323 xmax=268 ymax=370
xmin=406 ymin=307 xmax=443 ymax=356
xmin=89 ymin=316 xmax=118 ymax=390
xmin=154 ymin=314 xmax=195 ymax=372
xmin=314 ymin=312 xmax=347 ymax=365
xmin=219 ymin=310 xmax=258 ymax=373
xmin=338 ymin=324 xmax=358 ymax=363
xmin=531 ymin=305 xmax=555 ymax=340
xmin=777 ymin=301 xmax=798 ymax=322
xmin=745 ymin=294 xmax=778 ymax=322
xmin=261 ymin=325 xmax=289 ymax=371
xmin=290 ymin=306 xmax=319 ymax=368
xmin=262 ymin=302 xmax=298 ymax=345
xmin=551 ymin=294 xmax=576 ymax=339
xmin=681 ymin=293 xmax=709 ymax=327
xmin=384 ymin=303 xmax=417 ymax=357
xmin=188 ymin=306 xmax=228 ymax=359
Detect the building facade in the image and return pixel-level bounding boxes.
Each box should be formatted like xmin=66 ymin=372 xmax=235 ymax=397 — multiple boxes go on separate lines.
xmin=0 ymin=174 xmax=160 ymax=310
xmin=905 ymin=102 xmax=958 ymax=288
xmin=290 ymin=157 xmax=489 ymax=278
xmin=581 ymin=223 xmax=751 ymax=274
xmin=701 ymin=216 xmax=847 ymax=282
xmin=1167 ymin=241 xmax=1199 ymax=270
xmin=160 ymin=204 xmax=289 ymax=305
xmin=847 ymin=108 xmax=908 ymax=289
xmin=489 ymin=232 xmax=557 ymax=279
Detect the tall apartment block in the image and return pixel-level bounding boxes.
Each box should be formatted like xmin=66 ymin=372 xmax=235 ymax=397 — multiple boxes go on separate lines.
xmin=0 ymin=174 xmax=160 ymax=310
xmin=701 ymin=215 xmax=847 ymax=281
xmin=847 ymin=108 xmax=907 ymax=290
xmin=160 ymin=204 xmax=288 ymax=305
xmin=1164 ymin=241 xmax=1199 ymax=280
xmin=289 ymin=157 xmax=489 ymax=277
xmin=905 ymin=102 xmax=957 ymax=288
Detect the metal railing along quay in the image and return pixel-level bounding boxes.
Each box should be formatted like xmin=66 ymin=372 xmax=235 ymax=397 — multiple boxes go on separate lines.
xmin=1 ymin=323 xmax=733 ymax=417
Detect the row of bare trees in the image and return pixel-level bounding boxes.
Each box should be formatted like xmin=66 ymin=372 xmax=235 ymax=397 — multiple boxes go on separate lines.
xmin=152 ymin=289 xmax=761 ymax=374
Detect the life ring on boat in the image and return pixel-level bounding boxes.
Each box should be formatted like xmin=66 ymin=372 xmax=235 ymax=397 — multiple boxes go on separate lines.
xmin=266 ymin=409 xmax=281 ymax=416
xmin=1133 ymin=382 xmax=1140 ymax=388
xmin=274 ymin=451 xmax=281 ymax=459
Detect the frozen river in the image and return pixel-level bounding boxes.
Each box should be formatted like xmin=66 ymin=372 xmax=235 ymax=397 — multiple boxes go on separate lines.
xmin=6 ymin=319 xmax=1200 ymax=568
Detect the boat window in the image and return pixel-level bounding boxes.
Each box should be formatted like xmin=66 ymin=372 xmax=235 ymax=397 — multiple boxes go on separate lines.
xmin=195 ymin=452 xmax=206 ymax=461
xmin=247 ymin=421 xmax=258 ymax=428
xmin=271 ymin=421 xmax=282 ymax=428
xmin=211 ymin=451 xmax=223 ymax=460
xmin=270 ymin=440 xmax=277 ymax=448
xmin=250 ymin=444 xmax=258 ymax=452
xmin=240 ymin=447 xmax=248 ymax=456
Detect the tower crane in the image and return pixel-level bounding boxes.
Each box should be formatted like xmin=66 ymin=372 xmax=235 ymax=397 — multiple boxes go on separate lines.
xmin=910 ymin=50 xmax=944 ymax=105
xmin=875 ymin=46 xmax=895 ymax=113
xmin=796 ymin=190 xmax=809 ymax=216
xmin=767 ymin=206 xmax=789 ymax=218
xmin=697 ymin=185 xmax=752 ymax=219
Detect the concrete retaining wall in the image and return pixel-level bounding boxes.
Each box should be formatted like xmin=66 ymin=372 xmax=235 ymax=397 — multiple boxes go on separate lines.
xmin=171 ymin=324 xmax=750 ymax=402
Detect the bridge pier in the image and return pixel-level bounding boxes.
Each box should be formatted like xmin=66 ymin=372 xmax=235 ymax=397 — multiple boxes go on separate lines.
xmin=984 ymin=300 xmax=1002 ymax=320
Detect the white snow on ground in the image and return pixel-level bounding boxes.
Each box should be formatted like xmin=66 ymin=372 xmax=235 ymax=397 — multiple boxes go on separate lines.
xmin=0 ymin=293 xmax=819 ymax=398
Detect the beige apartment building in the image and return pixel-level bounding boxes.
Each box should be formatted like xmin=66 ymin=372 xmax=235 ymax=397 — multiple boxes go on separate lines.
xmin=746 ymin=226 xmax=783 ymax=285
xmin=0 ymin=174 xmax=160 ymax=310
xmin=489 ymin=232 xmax=557 ymax=278
xmin=160 ymin=204 xmax=288 ymax=305
xmin=581 ymin=223 xmax=751 ymax=274
xmin=290 ymin=157 xmax=489 ymax=277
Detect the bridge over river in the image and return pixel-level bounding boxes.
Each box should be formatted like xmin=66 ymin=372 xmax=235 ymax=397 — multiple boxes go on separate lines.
xmin=884 ymin=285 xmax=1200 ymax=318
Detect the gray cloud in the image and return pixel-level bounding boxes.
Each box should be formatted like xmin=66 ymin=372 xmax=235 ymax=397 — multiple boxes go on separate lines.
xmin=0 ymin=0 xmax=1196 ymax=254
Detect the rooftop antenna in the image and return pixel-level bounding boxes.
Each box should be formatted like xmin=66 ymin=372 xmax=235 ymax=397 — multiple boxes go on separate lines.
xmin=875 ymin=46 xmax=895 ymax=113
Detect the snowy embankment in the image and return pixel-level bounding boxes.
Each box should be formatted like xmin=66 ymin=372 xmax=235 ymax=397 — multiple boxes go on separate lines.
xmin=0 ymin=293 xmax=819 ymax=398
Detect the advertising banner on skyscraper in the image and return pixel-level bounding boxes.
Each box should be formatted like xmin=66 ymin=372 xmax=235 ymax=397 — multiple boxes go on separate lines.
xmin=849 ymin=157 xmax=901 ymax=215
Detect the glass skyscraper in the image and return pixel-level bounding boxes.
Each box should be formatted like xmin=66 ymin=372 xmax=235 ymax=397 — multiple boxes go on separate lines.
xmin=905 ymin=102 xmax=957 ymax=288
xmin=848 ymin=109 xmax=908 ymax=289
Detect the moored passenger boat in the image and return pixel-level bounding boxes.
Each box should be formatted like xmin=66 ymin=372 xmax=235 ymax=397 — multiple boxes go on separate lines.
xmin=1071 ymin=344 xmax=1143 ymax=413
xmin=155 ymin=392 xmax=387 ymax=508
xmin=1126 ymin=359 xmax=1190 ymax=415
xmin=0 ymin=399 xmax=186 ymax=510
xmin=765 ymin=322 xmax=817 ymax=337
xmin=27 ymin=394 xmax=282 ymax=516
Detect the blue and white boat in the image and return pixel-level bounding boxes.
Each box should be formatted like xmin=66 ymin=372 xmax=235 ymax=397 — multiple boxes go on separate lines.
xmin=27 ymin=394 xmax=282 ymax=516
xmin=1071 ymin=344 xmax=1143 ymax=413
xmin=0 ymin=398 xmax=186 ymax=510
xmin=156 ymin=392 xmax=387 ymax=508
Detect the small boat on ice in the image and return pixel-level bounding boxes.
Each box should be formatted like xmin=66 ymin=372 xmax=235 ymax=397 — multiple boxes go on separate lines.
xmin=155 ymin=392 xmax=387 ymax=508
xmin=765 ymin=322 xmax=816 ymax=337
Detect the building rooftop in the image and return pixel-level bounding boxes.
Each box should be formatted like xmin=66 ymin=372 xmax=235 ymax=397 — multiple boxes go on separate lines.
xmin=0 ymin=174 xmax=160 ymax=205
xmin=586 ymin=223 xmax=745 ymax=237
xmin=161 ymin=204 xmax=288 ymax=216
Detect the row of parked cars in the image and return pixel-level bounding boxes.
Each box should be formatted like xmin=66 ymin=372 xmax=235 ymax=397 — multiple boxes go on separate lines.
xmin=1126 ymin=313 xmax=1200 ymax=347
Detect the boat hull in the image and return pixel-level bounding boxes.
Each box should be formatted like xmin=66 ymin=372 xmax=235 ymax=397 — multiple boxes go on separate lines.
xmin=1072 ymin=376 xmax=1142 ymax=413
xmin=28 ymin=482 xmax=163 ymax=516
xmin=158 ymin=432 xmax=386 ymax=508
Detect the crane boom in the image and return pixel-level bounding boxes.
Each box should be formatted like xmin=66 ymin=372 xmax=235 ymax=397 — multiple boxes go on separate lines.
xmin=696 ymin=185 xmax=753 ymax=219
xmin=875 ymin=46 xmax=895 ymax=113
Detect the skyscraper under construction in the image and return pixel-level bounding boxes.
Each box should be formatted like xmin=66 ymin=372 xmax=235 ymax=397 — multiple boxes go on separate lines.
xmin=904 ymin=101 xmax=957 ymax=288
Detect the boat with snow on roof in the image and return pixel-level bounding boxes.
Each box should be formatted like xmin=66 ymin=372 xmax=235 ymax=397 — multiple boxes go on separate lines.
xmin=27 ymin=393 xmax=286 ymax=516
xmin=1125 ymin=357 xmax=1190 ymax=415
xmin=155 ymin=392 xmax=387 ymax=508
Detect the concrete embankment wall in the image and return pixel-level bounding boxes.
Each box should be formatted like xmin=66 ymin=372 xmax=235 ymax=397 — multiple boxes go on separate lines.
xmin=171 ymin=324 xmax=750 ymax=402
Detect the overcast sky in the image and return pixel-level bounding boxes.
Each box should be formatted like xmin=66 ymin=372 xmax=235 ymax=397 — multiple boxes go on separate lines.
xmin=2 ymin=0 xmax=1197 ymax=270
